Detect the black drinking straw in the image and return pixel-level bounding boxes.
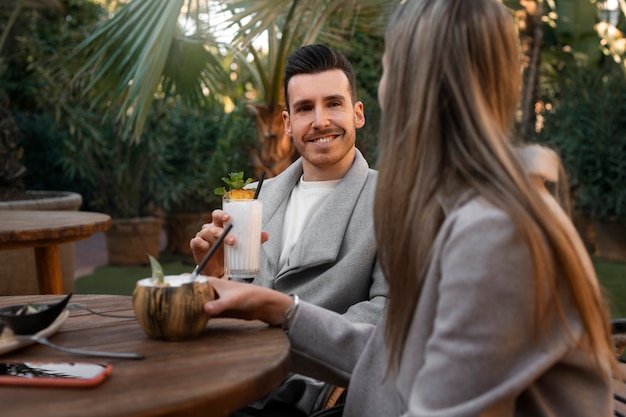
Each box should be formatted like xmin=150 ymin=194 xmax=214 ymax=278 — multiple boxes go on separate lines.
xmin=253 ymin=172 xmax=266 ymax=199
xmin=188 ymin=223 xmax=233 ymax=283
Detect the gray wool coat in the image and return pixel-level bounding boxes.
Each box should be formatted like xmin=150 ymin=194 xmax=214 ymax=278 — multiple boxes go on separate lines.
xmin=254 ymin=148 xmax=388 ymax=324
xmin=240 ymin=149 xmax=387 ymax=414
xmin=288 ymin=188 xmax=612 ymax=417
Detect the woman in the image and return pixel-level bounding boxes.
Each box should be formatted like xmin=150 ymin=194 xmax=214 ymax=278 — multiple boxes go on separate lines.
xmin=204 ymin=0 xmax=617 ymax=415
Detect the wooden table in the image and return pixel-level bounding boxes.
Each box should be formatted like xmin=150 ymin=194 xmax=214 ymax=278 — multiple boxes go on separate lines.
xmin=0 ymin=210 xmax=111 ymax=294
xmin=0 ymin=294 xmax=291 ymax=417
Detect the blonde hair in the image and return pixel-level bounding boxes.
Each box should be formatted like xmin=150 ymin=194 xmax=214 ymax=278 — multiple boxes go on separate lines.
xmin=374 ymin=0 xmax=615 ymax=376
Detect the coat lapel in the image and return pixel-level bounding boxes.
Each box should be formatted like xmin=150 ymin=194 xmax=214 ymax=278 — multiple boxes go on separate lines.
xmin=258 ymin=159 xmax=304 ymax=275
xmin=279 ymin=150 xmax=370 ymax=277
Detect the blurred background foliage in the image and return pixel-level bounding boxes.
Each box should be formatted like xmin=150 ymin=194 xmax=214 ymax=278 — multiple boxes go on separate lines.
xmin=533 ymin=56 xmax=626 ymax=222
xmin=0 ymin=0 xmax=390 ymax=221
xmin=0 ymin=0 xmax=625 ymax=244
xmin=504 ymin=0 xmax=626 ymax=228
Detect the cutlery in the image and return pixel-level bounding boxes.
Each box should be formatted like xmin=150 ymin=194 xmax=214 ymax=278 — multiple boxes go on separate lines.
xmin=68 ymin=304 xmax=136 ymax=319
xmin=19 ymin=334 xmax=144 ymax=360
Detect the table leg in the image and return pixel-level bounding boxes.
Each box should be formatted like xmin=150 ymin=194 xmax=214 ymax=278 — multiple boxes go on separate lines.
xmin=34 ymin=246 xmax=64 ymax=294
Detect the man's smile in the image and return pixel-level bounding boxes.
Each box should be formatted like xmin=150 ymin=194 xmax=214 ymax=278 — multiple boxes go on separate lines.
xmin=305 ymin=129 xmax=343 ymax=143
xmin=311 ymin=135 xmax=337 ymax=143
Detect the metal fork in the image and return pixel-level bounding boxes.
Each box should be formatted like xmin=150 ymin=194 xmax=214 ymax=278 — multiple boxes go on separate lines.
xmin=20 ymin=334 xmax=144 ymax=360
xmin=68 ymin=304 xmax=136 ymax=319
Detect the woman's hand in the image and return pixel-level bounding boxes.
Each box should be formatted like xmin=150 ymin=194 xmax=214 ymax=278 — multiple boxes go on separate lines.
xmin=204 ymin=277 xmax=292 ymax=327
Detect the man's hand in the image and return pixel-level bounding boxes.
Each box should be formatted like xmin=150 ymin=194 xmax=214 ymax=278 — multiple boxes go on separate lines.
xmin=190 ymin=209 xmax=268 ymax=278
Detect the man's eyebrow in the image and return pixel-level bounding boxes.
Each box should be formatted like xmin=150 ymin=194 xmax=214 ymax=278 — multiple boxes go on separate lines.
xmin=291 ymin=94 xmax=347 ymax=108
xmin=324 ymin=94 xmax=346 ymax=102
xmin=291 ymin=98 xmax=313 ymax=108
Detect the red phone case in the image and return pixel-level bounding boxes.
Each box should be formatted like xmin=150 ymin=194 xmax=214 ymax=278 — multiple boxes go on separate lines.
xmin=0 ymin=362 xmax=112 ymax=388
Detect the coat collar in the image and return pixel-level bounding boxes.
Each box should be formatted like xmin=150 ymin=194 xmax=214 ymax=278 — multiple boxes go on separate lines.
xmin=435 ymin=177 xmax=475 ymax=217
xmin=258 ymin=149 xmax=372 ymax=277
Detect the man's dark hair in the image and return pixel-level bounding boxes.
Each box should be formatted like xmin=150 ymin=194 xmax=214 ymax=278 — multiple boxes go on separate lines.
xmin=283 ymin=44 xmax=357 ymax=112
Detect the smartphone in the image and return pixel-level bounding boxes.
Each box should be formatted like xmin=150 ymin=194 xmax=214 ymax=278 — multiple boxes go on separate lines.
xmin=0 ymin=361 xmax=112 ymax=387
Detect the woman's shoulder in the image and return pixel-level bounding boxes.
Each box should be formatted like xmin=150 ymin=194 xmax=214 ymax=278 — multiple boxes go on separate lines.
xmin=434 ymin=194 xmax=528 ymax=265
xmin=447 ymin=194 xmax=513 ymax=232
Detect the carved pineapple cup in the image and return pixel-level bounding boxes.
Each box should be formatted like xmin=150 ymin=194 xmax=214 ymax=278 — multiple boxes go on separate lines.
xmin=133 ymin=276 xmax=215 ymax=341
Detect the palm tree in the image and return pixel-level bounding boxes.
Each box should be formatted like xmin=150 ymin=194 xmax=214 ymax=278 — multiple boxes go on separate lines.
xmin=68 ymin=0 xmax=396 ymax=177
xmin=502 ymin=0 xmax=622 ymax=139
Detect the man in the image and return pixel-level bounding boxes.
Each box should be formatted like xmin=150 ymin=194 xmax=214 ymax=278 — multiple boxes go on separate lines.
xmin=190 ymin=44 xmax=387 ymax=415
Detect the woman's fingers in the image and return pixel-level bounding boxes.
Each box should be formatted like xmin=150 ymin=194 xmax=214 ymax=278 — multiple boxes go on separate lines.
xmin=204 ymin=277 xmax=291 ymax=326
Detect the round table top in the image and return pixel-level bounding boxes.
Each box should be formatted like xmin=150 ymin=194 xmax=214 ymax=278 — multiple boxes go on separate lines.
xmin=0 ymin=210 xmax=111 ymax=248
xmin=0 ymin=294 xmax=291 ymax=417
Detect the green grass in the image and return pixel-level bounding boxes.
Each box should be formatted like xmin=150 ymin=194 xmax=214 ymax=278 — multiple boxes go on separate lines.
xmin=76 ymin=255 xmax=626 ymax=317
xmin=594 ymin=258 xmax=626 ymax=318
xmin=74 ymin=254 xmax=193 ymax=296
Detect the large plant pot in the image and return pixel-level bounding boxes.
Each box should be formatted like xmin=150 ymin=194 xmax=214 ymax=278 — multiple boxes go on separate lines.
xmin=165 ymin=212 xmax=212 ymax=259
xmin=575 ymin=214 xmax=626 ymax=261
xmin=106 ymin=217 xmax=164 ymax=266
xmin=0 ymin=191 xmax=82 ymax=295
xmin=592 ymin=220 xmax=626 ymax=261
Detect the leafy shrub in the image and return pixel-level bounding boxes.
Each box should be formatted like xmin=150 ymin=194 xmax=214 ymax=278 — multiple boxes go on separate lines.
xmin=346 ymin=32 xmax=384 ymax=167
xmin=17 ymin=112 xmax=89 ymax=194
xmin=154 ymin=101 xmax=257 ymax=214
xmin=204 ymin=104 xmax=259 ymax=209
xmin=58 ymin=113 xmax=168 ymax=219
xmin=533 ymin=57 xmax=626 ymax=222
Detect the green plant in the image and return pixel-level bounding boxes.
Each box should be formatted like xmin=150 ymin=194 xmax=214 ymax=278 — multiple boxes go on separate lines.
xmin=0 ymin=98 xmax=25 ymax=196
xmin=149 ymin=99 xmax=221 ymax=214
xmin=203 ymin=104 xmax=258 ymax=208
xmin=533 ymin=55 xmax=626 ymax=222
xmin=59 ymin=112 xmax=167 ymax=219
xmin=15 ymin=112 xmax=89 ymax=194
xmin=148 ymin=254 xmax=164 ymax=283
xmin=155 ymin=101 xmax=257 ymax=214
xmin=68 ymin=0 xmax=396 ymax=177
xmin=214 ymin=172 xmax=254 ymax=197
xmin=0 ymin=1 xmax=26 ymax=197
xmin=345 ymin=31 xmax=384 ymax=167
xmin=0 ymin=0 xmax=108 ymax=200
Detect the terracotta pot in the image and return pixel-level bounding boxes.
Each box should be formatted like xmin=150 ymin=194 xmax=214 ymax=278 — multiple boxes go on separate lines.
xmin=573 ymin=214 xmax=626 ymax=261
xmin=0 ymin=191 xmax=82 ymax=295
xmin=165 ymin=212 xmax=212 ymax=257
xmin=593 ymin=220 xmax=626 ymax=261
xmin=132 ymin=275 xmax=215 ymax=340
xmin=105 ymin=217 xmax=163 ymax=266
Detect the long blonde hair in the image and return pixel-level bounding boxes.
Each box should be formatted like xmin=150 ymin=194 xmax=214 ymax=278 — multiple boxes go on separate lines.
xmin=374 ymin=0 xmax=615 ymax=375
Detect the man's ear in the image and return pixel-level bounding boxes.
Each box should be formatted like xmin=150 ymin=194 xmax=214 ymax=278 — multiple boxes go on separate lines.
xmin=354 ymin=101 xmax=365 ymax=129
xmin=282 ymin=110 xmax=292 ymax=136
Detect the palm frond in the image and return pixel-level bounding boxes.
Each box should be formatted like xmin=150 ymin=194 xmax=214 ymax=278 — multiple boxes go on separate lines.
xmin=61 ymin=0 xmax=396 ymax=142
xmin=218 ymin=0 xmax=396 ymax=108
xmin=69 ymin=0 xmax=184 ymax=140
xmin=162 ymin=37 xmax=231 ymax=106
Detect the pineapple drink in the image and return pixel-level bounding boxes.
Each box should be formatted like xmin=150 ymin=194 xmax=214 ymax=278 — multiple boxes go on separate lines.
xmin=223 ymin=198 xmax=263 ymax=280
